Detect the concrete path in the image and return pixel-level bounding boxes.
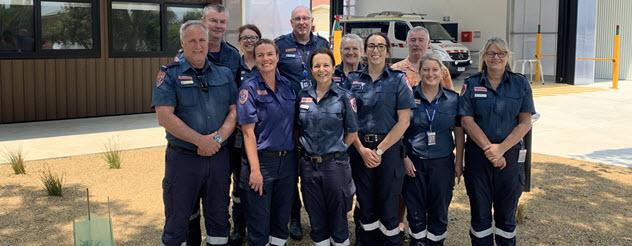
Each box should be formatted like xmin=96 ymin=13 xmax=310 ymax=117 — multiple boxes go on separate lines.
xmin=0 ymin=81 xmax=630 ymax=168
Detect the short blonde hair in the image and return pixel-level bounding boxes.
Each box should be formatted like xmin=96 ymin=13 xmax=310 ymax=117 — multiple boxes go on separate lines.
xmin=479 ymin=37 xmax=512 ymax=72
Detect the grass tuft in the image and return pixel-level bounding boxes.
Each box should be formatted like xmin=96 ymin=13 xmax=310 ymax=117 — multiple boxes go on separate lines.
xmin=102 ymin=138 xmax=122 ymax=169
xmin=40 ymin=165 xmax=64 ymax=196
xmin=3 ymin=149 xmax=26 ymax=174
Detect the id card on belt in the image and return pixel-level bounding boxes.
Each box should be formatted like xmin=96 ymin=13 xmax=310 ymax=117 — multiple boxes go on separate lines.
xmin=518 ymin=149 xmax=527 ymax=163
xmin=427 ymin=131 xmax=436 ymax=146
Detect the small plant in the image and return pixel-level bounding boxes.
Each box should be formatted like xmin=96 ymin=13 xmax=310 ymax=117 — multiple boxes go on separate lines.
xmin=3 ymin=149 xmax=26 ymax=174
xmin=102 ymin=138 xmax=122 ymax=169
xmin=40 ymin=165 xmax=64 ymax=196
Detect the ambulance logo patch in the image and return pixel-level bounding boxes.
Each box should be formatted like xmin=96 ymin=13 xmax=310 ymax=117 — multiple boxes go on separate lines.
xmin=155 ymin=71 xmax=166 ymax=87
xmin=239 ymin=89 xmax=248 ymax=104
xmin=349 ymin=97 xmax=357 ymax=113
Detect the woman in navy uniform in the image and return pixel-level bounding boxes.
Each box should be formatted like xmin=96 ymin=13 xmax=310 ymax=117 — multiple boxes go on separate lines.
xmin=297 ymin=49 xmax=358 ymax=246
xmin=459 ymin=37 xmax=535 ymax=246
xmin=347 ymin=32 xmax=415 ymax=245
xmin=402 ymin=55 xmax=464 ymax=245
xmin=333 ymin=33 xmax=365 ymax=90
xmin=228 ymin=24 xmax=261 ymax=245
xmin=237 ymin=39 xmax=297 ymax=246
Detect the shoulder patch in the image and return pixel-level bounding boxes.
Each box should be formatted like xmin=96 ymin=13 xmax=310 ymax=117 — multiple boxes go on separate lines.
xmin=349 ymin=96 xmax=357 ymax=113
xmin=239 ymin=89 xmax=249 ymax=104
xmin=155 ymin=71 xmax=166 ymax=87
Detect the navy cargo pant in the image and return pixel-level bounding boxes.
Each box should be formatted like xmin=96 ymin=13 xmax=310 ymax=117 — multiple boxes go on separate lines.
xmin=350 ymin=139 xmax=404 ymax=246
xmin=300 ymin=153 xmax=355 ymax=246
xmin=161 ymin=146 xmax=230 ymax=246
xmin=403 ymin=154 xmax=455 ymax=246
xmin=188 ymin=133 xmax=246 ymax=246
xmin=464 ymin=142 xmax=524 ymax=246
xmin=241 ymin=150 xmax=297 ymax=246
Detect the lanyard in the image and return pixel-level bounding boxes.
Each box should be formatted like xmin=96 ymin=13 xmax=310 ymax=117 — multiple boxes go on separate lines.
xmin=424 ymin=97 xmax=440 ymax=131
xmin=296 ymin=48 xmax=310 ymax=80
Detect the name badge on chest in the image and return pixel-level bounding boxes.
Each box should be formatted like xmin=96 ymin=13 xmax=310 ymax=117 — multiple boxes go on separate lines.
xmin=427 ymin=131 xmax=436 ymax=146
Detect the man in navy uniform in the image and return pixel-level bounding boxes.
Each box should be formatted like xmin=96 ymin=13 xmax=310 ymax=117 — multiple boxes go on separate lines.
xmin=274 ymin=5 xmax=330 ymax=240
xmin=153 ymin=20 xmax=237 ymax=246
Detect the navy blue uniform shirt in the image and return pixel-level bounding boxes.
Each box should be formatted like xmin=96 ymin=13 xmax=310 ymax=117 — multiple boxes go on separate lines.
xmin=239 ymin=55 xmax=257 ymax=84
xmin=458 ymin=71 xmax=536 ymax=143
xmin=237 ymin=71 xmax=296 ymax=151
xmin=405 ymin=85 xmax=460 ymax=159
xmin=347 ymin=66 xmax=416 ymax=134
xmin=333 ymin=63 xmax=366 ymax=90
xmin=151 ymin=58 xmax=237 ymax=151
xmin=275 ymin=33 xmax=330 ymax=93
xmin=297 ymin=83 xmax=359 ymax=155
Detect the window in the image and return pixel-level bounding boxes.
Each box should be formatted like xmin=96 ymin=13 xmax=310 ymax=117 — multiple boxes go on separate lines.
xmin=166 ymin=6 xmax=202 ymax=52
xmin=0 ymin=0 xmax=99 ymax=58
xmin=394 ymin=22 xmax=409 ymax=41
xmin=411 ymin=21 xmax=455 ymax=41
xmin=41 ymin=1 xmax=94 ymax=50
xmin=343 ymin=21 xmax=389 ymax=39
xmin=108 ymin=1 xmax=203 ymax=57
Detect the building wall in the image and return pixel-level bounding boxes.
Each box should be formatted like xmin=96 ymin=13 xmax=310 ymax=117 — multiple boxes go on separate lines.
xmin=354 ymin=0 xmax=508 ymax=52
xmin=0 ymin=0 xmax=212 ymax=124
xmin=595 ymin=0 xmax=631 ymax=80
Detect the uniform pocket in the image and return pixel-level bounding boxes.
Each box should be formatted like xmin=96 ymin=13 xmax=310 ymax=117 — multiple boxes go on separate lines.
xmin=178 ymin=85 xmax=198 ymax=107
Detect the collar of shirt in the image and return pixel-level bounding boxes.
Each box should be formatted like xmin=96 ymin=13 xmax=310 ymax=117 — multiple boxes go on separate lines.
xmin=290 ymin=32 xmax=318 ymax=46
xmin=479 ymin=70 xmax=511 ymax=91
xmin=240 ymin=55 xmax=256 ymax=73
xmin=414 ymin=84 xmax=447 ymax=103
xmin=179 ymin=57 xmax=212 ymax=74
xmin=356 ymin=65 xmax=394 ymax=82
xmin=305 ymin=83 xmax=342 ymax=101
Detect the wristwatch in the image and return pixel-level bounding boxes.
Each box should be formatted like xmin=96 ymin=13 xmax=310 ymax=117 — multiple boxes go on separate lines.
xmin=376 ymin=148 xmax=384 ymax=156
xmin=213 ymin=133 xmax=223 ymax=144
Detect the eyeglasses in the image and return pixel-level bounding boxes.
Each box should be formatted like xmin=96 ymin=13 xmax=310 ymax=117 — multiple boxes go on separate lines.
xmin=367 ymin=44 xmax=387 ymax=51
xmin=485 ymin=51 xmax=508 ymax=58
xmin=200 ymin=81 xmax=209 ymax=92
xmin=292 ymin=16 xmax=312 ymax=22
xmin=239 ymin=35 xmax=259 ymax=42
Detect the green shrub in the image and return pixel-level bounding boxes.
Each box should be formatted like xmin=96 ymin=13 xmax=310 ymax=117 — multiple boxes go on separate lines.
xmin=3 ymin=149 xmax=26 ymax=174
xmin=102 ymin=139 xmax=122 ymax=169
xmin=40 ymin=165 xmax=64 ymax=196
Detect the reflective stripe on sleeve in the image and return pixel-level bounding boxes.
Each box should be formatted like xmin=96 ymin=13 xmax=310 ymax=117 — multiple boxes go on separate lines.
xmin=495 ymin=227 xmax=517 ymax=239
xmin=470 ymin=226 xmax=493 ymax=238
xmin=206 ymin=236 xmax=228 ymax=245
xmin=407 ymin=228 xmax=427 ymax=240
xmin=427 ymin=230 xmax=448 ymax=241
xmin=269 ymin=236 xmax=287 ymax=245
xmin=330 ymin=238 xmax=350 ymax=246
xmin=360 ymin=220 xmax=380 ymax=231
xmin=379 ymin=222 xmax=401 ymax=237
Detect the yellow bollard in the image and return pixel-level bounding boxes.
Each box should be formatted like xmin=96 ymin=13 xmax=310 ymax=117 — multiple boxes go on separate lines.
xmin=612 ymin=25 xmax=620 ymax=89
xmin=332 ymin=16 xmax=343 ymax=65
xmin=535 ymin=25 xmax=542 ymax=83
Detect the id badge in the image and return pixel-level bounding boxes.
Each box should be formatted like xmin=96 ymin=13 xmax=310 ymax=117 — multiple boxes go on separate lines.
xmin=427 ymin=131 xmax=436 ymax=146
xmin=518 ymin=149 xmax=527 ymax=163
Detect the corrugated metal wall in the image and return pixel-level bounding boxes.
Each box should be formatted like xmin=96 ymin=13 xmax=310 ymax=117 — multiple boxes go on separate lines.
xmin=596 ymin=0 xmax=631 ymax=80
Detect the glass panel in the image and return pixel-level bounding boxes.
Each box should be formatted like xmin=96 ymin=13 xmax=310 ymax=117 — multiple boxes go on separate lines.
xmin=166 ymin=6 xmax=202 ymax=52
xmin=394 ymin=22 xmax=409 ymax=41
xmin=41 ymin=1 xmax=93 ymax=50
xmin=111 ymin=1 xmax=160 ymax=52
xmin=0 ymin=0 xmax=35 ymax=52
xmin=411 ymin=21 xmax=454 ymax=41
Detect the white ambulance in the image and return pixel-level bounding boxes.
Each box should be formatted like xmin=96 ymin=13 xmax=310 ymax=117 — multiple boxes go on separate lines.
xmin=337 ymin=11 xmax=472 ymax=77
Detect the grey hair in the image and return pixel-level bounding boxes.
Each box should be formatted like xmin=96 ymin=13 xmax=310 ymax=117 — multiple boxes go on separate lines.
xmin=407 ymin=26 xmax=429 ymax=40
xmin=203 ymin=3 xmax=228 ymax=18
xmin=340 ymin=33 xmax=364 ymax=50
xmin=180 ymin=20 xmax=208 ymax=42
xmin=291 ymin=5 xmax=312 ymax=18
xmin=479 ymin=37 xmax=513 ymax=72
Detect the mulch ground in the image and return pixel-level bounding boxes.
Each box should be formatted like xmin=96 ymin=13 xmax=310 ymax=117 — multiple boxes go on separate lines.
xmin=1 ymin=147 xmax=631 ymax=245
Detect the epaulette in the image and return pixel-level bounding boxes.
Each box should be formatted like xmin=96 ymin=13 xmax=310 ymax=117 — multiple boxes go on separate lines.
xmin=443 ymin=88 xmax=459 ymax=95
xmin=313 ymin=34 xmax=328 ymax=43
xmin=465 ymin=71 xmax=483 ymax=81
xmin=161 ymin=61 xmax=179 ymax=70
xmin=274 ymin=33 xmax=291 ymax=43
xmin=508 ymin=70 xmax=528 ymax=79
xmin=224 ymin=41 xmax=240 ymax=53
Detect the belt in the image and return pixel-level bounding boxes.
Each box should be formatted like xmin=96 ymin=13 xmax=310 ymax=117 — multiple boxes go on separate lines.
xmin=360 ymin=133 xmax=386 ymax=143
xmin=302 ymin=152 xmax=347 ymax=164
xmin=167 ymin=144 xmax=198 ymax=156
xmin=259 ymin=150 xmax=290 ymax=158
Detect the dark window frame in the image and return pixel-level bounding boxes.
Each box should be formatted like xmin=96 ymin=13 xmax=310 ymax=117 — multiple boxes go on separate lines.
xmin=0 ymin=0 xmax=100 ymax=59
xmin=107 ymin=0 xmax=204 ymax=58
